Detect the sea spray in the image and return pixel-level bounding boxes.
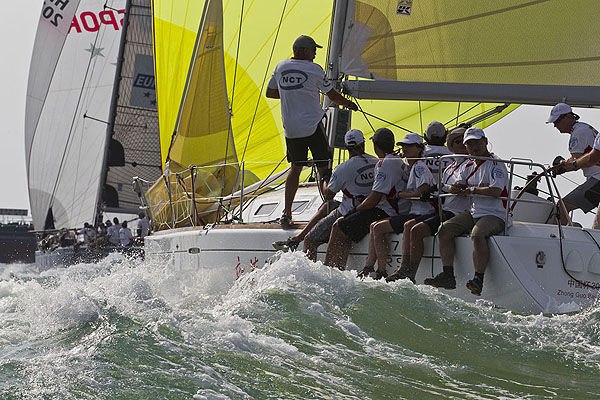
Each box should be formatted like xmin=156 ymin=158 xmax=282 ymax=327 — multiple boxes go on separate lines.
xmin=0 ymin=252 xmax=598 ymax=399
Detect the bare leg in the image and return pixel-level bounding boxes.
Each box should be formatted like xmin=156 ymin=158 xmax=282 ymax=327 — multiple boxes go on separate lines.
xmin=593 ymin=206 xmax=600 ymax=230
xmin=303 ymin=237 xmax=319 ymax=261
xmin=284 ymin=164 xmax=303 ymax=217
xmin=437 ymin=227 xmax=456 ymax=267
xmin=401 ymin=219 xmax=417 ymax=267
xmin=364 ymin=222 xmax=378 ymax=268
xmin=295 ymin=202 xmax=329 ymax=242
xmin=472 ymin=236 xmax=490 ymax=274
xmin=409 ymin=222 xmax=433 ymax=268
xmin=324 ymin=220 xmax=352 ymax=270
xmin=372 ymin=219 xmax=395 ymax=273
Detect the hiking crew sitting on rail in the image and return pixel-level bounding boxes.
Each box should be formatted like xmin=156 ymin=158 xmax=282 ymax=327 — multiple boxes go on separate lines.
xmin=386 ymin=127 xmax=472 ymax=283
xmin=324 ymin=128 xmax=408 ymax=270
xmin=119 ymin=220 xmax=134 ymax=247
xmin=425 ymin=127 xmax=510 ymax=296
xmin=547 ymin=103 xmax=600 ymax=228
xmin=358 ymin=132 xmax=436 ymax=280
xmin=273 ymin=129 xmax=378 ymax=260
xmin=266 ymin=34 xmax=358 ymax=229
xmin=423 ymin=120 xmax=454 ymax=177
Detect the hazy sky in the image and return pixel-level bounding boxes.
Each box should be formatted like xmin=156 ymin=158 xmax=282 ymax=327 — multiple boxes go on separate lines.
xmin=3 ymin=2 xmax=600 ymax=226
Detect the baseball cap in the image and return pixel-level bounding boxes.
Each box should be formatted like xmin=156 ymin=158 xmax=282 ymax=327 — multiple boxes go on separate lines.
xmin=463 ymin=127 xmax=485 ymax=143
xmin=293 ymin=35 xmax=322 ymax=49
xmin=446 ymin=127 xmax=466 ymax=151
xmin=425 ymin=121 xmax=446 ymax=141
xmin=546 ymin=103 xmax=572 ymax=123
xmin=344 ymin=129 xmax=364 ymax=147
xmin=370 ymin=128 xmax=395 ymax=149
xmin=396 ymin=132 xmax=424 ymax=145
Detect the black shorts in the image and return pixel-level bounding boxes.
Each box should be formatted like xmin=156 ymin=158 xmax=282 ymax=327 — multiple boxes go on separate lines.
xmin=337 ymin=207 xmax=388 ymax=243
xmin=413 ymin=210 xmax=456 ymax=235
xmin=389 ymin=214 xmax=419 ymax=234
xmin=564 ymin=177 xmax=600 ymax=213
xmin=285 ymin=123 xmax=332 ymax=168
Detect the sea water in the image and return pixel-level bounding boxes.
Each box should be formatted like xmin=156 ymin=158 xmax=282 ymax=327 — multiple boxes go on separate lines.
xmin=0 ymin=252 xmax=598 ymax=399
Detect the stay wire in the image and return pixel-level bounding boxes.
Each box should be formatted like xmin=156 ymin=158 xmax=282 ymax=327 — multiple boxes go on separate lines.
xmin=240 ymin=0 xmax=288 ymax=162
xmin=351 ymin=97 xmax=412 ymax=133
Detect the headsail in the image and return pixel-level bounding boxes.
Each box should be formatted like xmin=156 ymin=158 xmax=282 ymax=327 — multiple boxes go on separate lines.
xmin=340 ymin=0 xmax=600 ymax=106
xmin=26 ymin=0 xmax=126 ymax=230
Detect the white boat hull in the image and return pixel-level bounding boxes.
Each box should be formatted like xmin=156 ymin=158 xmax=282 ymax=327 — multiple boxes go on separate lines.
xmin=145 ymin=221 xmax=600 ymax=314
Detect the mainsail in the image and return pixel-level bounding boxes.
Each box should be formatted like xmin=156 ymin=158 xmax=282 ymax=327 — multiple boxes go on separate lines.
xmin=340 ymin=0 xmax=600 ymax=105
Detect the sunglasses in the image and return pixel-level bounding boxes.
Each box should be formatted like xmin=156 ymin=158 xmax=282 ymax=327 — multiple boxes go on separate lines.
xmin=452 ymin=137 xmax=463 ymax=145
xmin=554 ymin=113 xmax=568 ymax=124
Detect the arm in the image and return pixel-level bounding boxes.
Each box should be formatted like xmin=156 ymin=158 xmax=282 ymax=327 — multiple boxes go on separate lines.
xmin=356 ymin=191 xmax=384 ymax=211
xmin=322 ymin=187 xmax=336 ymax=202
xmin=266 ymin=87 xmax=280 ymax=99
xmin=325 ymin=89 xmax=357 ymax=110
xmin=563 ymin=149 xmax=600 ymax=171
xmin=397 ymin=183 xmax=430 ymax=199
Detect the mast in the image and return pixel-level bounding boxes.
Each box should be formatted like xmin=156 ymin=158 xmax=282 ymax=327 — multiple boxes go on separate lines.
xmin=325 ymin=0 xmax=348 ymax=102
xmin=94 ymin=0 xmax=132 ymax=226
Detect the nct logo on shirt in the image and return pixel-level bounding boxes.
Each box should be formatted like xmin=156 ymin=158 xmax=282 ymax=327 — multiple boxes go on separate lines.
xmin=354 ymin=165 xmax=375 ymax=187
xmin=279 ymin=70 xmax=308 ymax=90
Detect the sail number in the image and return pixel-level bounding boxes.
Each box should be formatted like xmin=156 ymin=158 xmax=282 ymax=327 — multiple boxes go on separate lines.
xmin=70 ymin=9 xmax=125 ymax=33
xmin=42 ymin=0 xmax=71 ymax=27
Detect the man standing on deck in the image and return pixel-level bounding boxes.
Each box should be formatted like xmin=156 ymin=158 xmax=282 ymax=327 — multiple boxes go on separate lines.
xmin=266 ymin=35 xmax=358 ymax=228
xmin=424 ymin=127 xmax=509 ymax=296
xmin=548 ymin=103 xmax=600 ymax=228
xmin=324 ymin=128 xmax=409 ymax=270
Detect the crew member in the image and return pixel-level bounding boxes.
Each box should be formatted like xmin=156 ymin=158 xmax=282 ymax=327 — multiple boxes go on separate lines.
xmin=266 ymin=35 xmax=358 ymax=228
xmin=423 ymin=120 xmax=453 ymax=177
xmin=548 ymin=103 xmax=600 ymax=227
xmin=424 ymin=127 xmax=509 ymax=296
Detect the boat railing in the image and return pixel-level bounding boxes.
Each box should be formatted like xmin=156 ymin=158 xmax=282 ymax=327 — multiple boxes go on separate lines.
xmin=436 ymin=154 xmax=564 ymax=236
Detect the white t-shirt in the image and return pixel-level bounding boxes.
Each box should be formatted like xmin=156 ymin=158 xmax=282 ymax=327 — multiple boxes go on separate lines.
xmin=372 ymin=154 xmax=409 ymax=216
xmin=137 ymin=217 xmax=150 ymax=238
xmin=406 ymin=159 xmax=436 ymax=215
xmin=267 ymin=58 xmax=332 ymax=138
xmin=328 ymin=153 xmax=378 ymax=215
xmin=119 ymin=227 xmax=134 ymax=246
xmin=441 ymin=158 xmax=474 ymax=216
xmin=107 ymin=224 xmax=121 ymax=245
xmin=423 ymin=144 xmax=454 ymax=179
xmin=569 ymin=122 xmax=600 ymax=180
xmin=461 ymin=154 xmax=510 ymax=222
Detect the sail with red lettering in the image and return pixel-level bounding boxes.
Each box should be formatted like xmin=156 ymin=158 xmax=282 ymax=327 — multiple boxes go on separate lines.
xmin=25 ymin=0 xmax=161 ymax=230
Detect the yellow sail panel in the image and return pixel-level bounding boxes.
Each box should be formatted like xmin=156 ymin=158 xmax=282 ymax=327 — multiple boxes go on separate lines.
xmin=169 ymin=0 xmax=236 ymax=168
xmin=347 ymin=0 xmax=600 ymax=87
xmin=152 ymin=0 xmax=206 ymax=163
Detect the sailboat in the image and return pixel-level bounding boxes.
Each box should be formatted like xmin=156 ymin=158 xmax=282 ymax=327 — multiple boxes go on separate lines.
xmin=142 ymin=0 xmax=600 ymax=314
xmin=26 ymin=0 xmax=161 ymax=267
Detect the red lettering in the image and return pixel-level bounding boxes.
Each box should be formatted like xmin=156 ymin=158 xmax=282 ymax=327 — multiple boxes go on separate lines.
xmin=99 ymin=10 xmax=118 ymax=31
xmin=118 ymin=9 xmax=125 ymax=26
xmin=80 ymin=11 xmax=99 ymax=32
xmin=69 ymin=14 xmax=81 ymax=33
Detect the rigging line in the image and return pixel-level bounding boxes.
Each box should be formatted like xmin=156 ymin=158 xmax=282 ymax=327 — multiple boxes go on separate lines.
xmin=47 ymin=0 xmax=110 ymax=213
xmin=455 ymin=102 xmax=461 ymax=126
xmin=444 ymin=102 xmax=480 ymax=126
xmin=354 ymin=99 xmax=374 ymax=133
xmin=240 ymin=0 xmax=289 ymax=162
xmin=419 ymin=101 xmax=423 ymax=134
xmin=357 ymin=109 xmax=412 ymax=133
xmin=238 ymin=155 xmax=287 ymax=218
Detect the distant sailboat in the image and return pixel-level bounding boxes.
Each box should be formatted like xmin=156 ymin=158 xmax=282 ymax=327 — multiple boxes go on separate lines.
xmin=26 ymin=0 xmax=161 ymax=266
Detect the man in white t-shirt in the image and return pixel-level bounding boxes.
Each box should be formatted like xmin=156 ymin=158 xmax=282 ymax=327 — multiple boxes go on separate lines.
xmin=324 ymin=128 xmax=409 ymax=270
xmin=273 ymin=129 xmax=378 ymax=260
xmin=423 ymin=120 xmax=454 ymax=177
xmin=548 ymin=103 xmax=600 ymax=227
xmin=119 ymin=220 xmax=134 ymax=247
xmin=137 ymin=212 xmax=150 ymax=238
xmin=425 ymin=127 xmax=509 ymax=296
xmin=107 ymin=217 xmax=121 ymax=245
xmin=266 ymin=35 xmax=358 ymax=228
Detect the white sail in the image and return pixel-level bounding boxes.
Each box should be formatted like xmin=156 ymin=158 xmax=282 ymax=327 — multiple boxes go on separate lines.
xmin=26 ymin=0 xmax=126 ymax=230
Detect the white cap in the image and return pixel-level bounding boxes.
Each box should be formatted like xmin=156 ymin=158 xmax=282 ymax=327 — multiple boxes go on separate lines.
xmin=463 ymin=127 xmax=485 ymax=143
xmin=344 ymin=129 xmax=364 ymax=146
xmin=396 ymin=132 xmax=424 ymax=145
xmin=425 ymin=121 xmax=446 ymax=140
xmin=546 ymin=103 xmax=572 ymax=123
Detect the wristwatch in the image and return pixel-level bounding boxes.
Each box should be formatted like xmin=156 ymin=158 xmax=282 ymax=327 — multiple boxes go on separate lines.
xmin=469 ymin=186 xmax=475 ymax=194
xmin=573 ymin=160 xmax=578 ymax=170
